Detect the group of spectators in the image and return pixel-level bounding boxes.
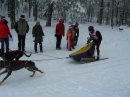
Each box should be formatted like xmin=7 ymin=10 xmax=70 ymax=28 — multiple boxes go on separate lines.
xmin=0 ymin=15 xmax=45 ymax=53
xmin=55 ymin=18 xmax=79 ymax=51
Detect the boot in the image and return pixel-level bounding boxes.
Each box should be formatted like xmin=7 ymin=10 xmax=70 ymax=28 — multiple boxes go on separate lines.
xmin=97 ymin=55 xmax=99 ymax=60
xmin=34 ymin=42 xmax=38 ymax=53
xmin=39 ymin=43 xmax=43 ymax=53
xmin=97 ymin=52 xmax=100 ymax=60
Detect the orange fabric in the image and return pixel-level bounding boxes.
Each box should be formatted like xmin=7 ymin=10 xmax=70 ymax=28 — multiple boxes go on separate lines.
xmin=66 ymin=29 xmax=74 ymax=50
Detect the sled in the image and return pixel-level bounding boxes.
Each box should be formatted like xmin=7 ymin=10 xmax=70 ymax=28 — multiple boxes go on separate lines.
xmin=69 ymin=41 xmax=96 ymax=62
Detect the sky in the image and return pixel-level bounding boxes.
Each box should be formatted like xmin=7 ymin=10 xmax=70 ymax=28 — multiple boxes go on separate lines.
xmin=0 ymin=20 xmax=130 ymax=97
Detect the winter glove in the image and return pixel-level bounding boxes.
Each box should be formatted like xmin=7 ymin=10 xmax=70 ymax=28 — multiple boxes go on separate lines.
xmin=33 ymin=37 xmax=35 ymax=42
xmin=87 ymin=39 xmax=90 ymax=44
xmin=9 ymin=34 xmax=12 ymax=38
xmin=54 ymin=34 xmax=56 ymax=37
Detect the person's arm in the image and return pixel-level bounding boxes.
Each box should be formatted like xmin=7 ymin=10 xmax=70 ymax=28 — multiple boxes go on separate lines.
xmin=6 ymin=25 xmax=12 ymax=37
xmin=32 ymin=26 xmax=35 ymax=37
xmin=26 ymin=22 xmax=29 ymax=33
xmin=77 ymin=28 xmax=79 ymax=37
xmin=63 ymin=24 xmax=65 ymax=36
xmin=96 ymin=31 xmax=102 ymax=40
xmin=41 ymin=26 xmax=45 ymax=36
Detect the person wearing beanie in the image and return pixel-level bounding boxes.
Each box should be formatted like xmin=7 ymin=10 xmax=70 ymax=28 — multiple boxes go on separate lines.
xmin=14 ymin=14 xmax=29 ymax=51
xmin=32 ymin=21 xmax=45 ymax=53
xmin=87 ymin=26 xmax=102 ymax=60
xmin=20 ymin=15 xmax=25 ymax=19
xmin=1 ymin=16 xmax=5 ymax=19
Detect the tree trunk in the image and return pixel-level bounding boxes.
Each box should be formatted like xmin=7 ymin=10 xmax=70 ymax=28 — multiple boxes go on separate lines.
xmin=99 ymin=0 xmax=103 ymax=25
xmin=9 ymin=0 xmax=15 ymax=29
xmin=111 ymin=0 xmax=114 ymax=28
xmin=46 ymin=2 xmax=54 ymax=27
xmin=28 ymin=0 xmax=31 ymax=18
xmin=33 ymin=0 xmax=37 ymax=21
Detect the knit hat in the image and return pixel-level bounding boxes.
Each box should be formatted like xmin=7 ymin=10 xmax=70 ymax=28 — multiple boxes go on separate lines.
xmin=20 ymin=15 xmax=25 ymax=19
xmin=88 ymin=26 xmax=94 ymax=31
xmin=75 ymin=22 xmax=79 ymax=25
xmin=1 ymin=16 xmax=5 ymax=19
xmin=36 ymin=21 xmax=40 ymax=23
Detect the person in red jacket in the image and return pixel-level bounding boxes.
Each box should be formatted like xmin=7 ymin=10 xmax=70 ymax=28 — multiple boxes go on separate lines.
xmin=0 ymin=16 xmax=12 ymax=53
xmin=55 ymin=18 xmax=65 ymax=50
xmin=88 ymin=26 xmax=102 ymax=60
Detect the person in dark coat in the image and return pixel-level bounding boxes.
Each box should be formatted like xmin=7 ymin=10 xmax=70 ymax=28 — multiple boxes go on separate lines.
xmin=73 ymin=22 xmax=79 ymax=46
xmin=32 ymin=21 xmax=45 ymax=53
xmin=88 ymin=26 xmax=102 ymax=60
xmin=0 ymin=16 xmax=12 ymax=53
xmin=14 ymin=15 xmax=29 ymax=51
xmin=55 ymin=18 xmax=65 ymax=50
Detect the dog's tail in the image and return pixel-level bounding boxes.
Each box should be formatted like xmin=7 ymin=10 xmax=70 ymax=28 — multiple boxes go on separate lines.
xmin=24 ymin=52 xmax=32 ymax=57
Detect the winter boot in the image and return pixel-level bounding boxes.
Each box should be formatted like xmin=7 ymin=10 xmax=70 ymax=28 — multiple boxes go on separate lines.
xmin=34 ymin=42 xmax=38 ymax=53
xmin=97 ymin=55 xmax=99 ymax=60
xmin=39 ymin=42 xmax=43 ymax=53
xmin=97 ymin=53 xmax=100 ymax=60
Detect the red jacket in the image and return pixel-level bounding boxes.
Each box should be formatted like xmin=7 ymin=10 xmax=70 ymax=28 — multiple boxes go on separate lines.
xmin=56 ymin=22 xmax=65 ymax=35
xmin=0 ymin=20 xmax=11 ymax=38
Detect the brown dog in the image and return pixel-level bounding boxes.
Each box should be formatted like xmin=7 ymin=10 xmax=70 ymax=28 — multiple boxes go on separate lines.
xmin=0 ymin=50 xmax=32 ymax=61
xmin=0 ymin=60 xmax=43 ymax=85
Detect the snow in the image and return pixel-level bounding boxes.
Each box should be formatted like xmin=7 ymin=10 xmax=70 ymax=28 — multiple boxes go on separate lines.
xmin=0 ymin=20 xmax=130 ymax=97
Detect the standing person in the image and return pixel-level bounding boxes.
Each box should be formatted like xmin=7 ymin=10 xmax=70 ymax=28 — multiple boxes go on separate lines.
xmin=73 ymin=22 xmax=79 ymax=46
xmin=66 ymin=25 xmax=75 ymax=51
xmin=32 ymin=21 xmax=45 ymax=53
xmin=88 ymin=26 xmax=102 ymax=60
xmin=0 ymin=16 xmax=12 ymax=53
xmin=14 ymin=15 xmax=29 ymax=51
xmin=55 ymin=18 xmax=65 ymax=50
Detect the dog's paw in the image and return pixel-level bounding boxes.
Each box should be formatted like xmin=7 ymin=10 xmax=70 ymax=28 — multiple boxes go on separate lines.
xmin=30 ymin=75 xmax=34 ymax=77
xmin=0 ymin=81 xmax=3 ymax=85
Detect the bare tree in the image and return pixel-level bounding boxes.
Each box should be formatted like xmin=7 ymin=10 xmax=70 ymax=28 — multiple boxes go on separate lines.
xmin=9 ymin=0 xmax=15 ymax=29
xmin=46 ymin=1 xmax=54 ymax=26
xmin=99 ymin=0 xmax=103 ymax=25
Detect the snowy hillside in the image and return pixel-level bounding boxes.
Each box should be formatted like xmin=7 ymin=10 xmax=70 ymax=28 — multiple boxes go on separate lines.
xmin=0 ymin=20 xmax=130 ymax=97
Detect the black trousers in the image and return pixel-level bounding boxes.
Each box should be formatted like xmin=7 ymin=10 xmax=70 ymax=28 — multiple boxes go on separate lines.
xmin=0 ymin=38 xmax=9 ymax=52
xmin=56 ymin=35 xmax=62 ymax=49
xmin=74 ymin=36 xmax=78 ymax=46
xmin=95 ymin=40 xmax=101 ymax=55
xmin=34 ymin=42 xmax=43 ymax=51
xmin=18 ymin=35 xmax=26 ymax=51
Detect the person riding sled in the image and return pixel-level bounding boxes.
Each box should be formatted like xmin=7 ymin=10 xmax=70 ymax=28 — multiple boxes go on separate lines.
xmin=87 ymin=26 xmax=102 ymax=60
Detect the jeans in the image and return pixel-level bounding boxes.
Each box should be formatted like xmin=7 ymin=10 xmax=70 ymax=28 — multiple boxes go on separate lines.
xmin=18 ymin=35 xmax=26 ymax=51
xmin=0 ymin=38 xmax=9 ymax=52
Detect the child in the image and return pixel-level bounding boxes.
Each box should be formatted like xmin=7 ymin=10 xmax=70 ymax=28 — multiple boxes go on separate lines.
xmin=32 ymin=21 xmax=45 ymax=53
xmin=66 ymin=25 xmax=75 ymax=51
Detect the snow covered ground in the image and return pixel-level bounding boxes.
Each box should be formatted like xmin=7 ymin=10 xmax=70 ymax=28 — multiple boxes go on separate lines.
xmin=0 ymin=20 xmax=130 ymax=97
